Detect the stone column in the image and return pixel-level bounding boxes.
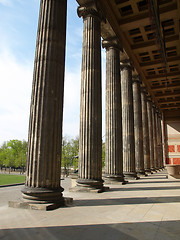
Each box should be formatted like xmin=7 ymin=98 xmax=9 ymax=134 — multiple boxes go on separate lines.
xmin=155 ymin=109 xmax=161 ymax=169
xmin=161 ymin=113 xmax=167 ymax=167
xmin=102 ymin=39 xmax=125 ymax=184
xmin=73 ymin=3 xmax=105 ymax=192
xmin=141 ymin=87 xmax=151 ymax=173
xmin=22 ymin=0 xmax=67 ymax=207
xmin=152 ymin=104 xmax=158 ymax=170
xmin=147 ymin=97 xmax=155 ymax=171
xmin=132 ymin=76 xmax=145 ymax=176
xmin=157 ymin=112 xmax=164 ymax=169
xmin=121 ymin=60 xmax=138 ymax=179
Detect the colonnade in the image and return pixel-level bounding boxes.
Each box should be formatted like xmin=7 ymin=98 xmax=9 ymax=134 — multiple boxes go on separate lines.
xmin=21 ymin=0 xmax=164 ymax=205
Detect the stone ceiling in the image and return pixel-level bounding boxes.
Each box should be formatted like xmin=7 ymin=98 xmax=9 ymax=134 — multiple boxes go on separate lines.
xmin=77 ymin=0 xmax=180 ymax=120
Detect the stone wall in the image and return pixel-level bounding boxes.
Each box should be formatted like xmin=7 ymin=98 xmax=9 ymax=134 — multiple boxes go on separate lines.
xmin=166 ymin=121 xmax=180 ymax=165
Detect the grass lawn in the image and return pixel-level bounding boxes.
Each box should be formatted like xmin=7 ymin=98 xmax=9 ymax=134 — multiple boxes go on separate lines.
xmin=0 ymin=174 xmax=25 ymax=186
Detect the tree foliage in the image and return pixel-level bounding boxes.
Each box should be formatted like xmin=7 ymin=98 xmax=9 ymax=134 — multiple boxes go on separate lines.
xmin=0 ymin=140 xmax=27 ymax=170
xmin=0 ymin=137 xmax=105 ymax=173
xmin=61 ymin=136 xmax=79 ymax=169
xmin=102 ymin=141 xmax=105 ymax=168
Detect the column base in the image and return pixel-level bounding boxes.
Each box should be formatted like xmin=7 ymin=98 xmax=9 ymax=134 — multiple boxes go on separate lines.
xmin=123 ymin=172 xmax=139 ymax=180
xmin=137 ymin=170 xmax=148 ymax=177
xmin=103 ymin=174 xmax=128 ymax=185
xmin=21 ymin=186 xmax=64 ymax=203
xmin=8 ymin=197 xmax=73 ymax=211
xmin=159 ymin=167 xmax=164 ymax=170
xmin=9 ymin=186 xmax=73 ymax=211
xmin=69 ymin=178 xmax=109 ymax=193
xmin=145 ymin=168 xmax=153 ymax=174
xmin=151 ymin=168 xmax=157 ymax=173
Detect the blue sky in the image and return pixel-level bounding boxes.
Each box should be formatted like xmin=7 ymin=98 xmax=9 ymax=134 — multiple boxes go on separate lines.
xmin=0 ymin=0 xmax=106 ymax=145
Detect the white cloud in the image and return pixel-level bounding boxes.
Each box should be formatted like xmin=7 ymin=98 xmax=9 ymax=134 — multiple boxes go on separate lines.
xmin=63 ymin=48 xmax=107 ymax=140
xmin=0 ymin=49 xmax=33 ymax=145
xmin=0 ymin=48 xmax=82 ymax=145
xmin=63 ymin=68 xmax=81 ymax=138
xmin=0 ymin=0 xmax=107 ymax=146
xmin=0 ymin=48 xmax=106 ymax=146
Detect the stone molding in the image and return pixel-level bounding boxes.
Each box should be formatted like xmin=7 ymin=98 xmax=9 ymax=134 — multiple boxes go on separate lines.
xmin=120 ymin=59 xmax=133 ymax=71
xmin=141 ymin=86 xmax=148 ymax=94
xmin=77 ymin=0 xmax=104 ymax=20
xmin=146 ymin=95 xmax=152 ymax=102
xmin=102 ymin=37 xmax=122 ymax=51
xmin=132 ymin=75 xmax=141 ymax=84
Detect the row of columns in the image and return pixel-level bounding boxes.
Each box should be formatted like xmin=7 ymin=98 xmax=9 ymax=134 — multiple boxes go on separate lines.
xmin=21 ymin=0 xmax=164 ymax=205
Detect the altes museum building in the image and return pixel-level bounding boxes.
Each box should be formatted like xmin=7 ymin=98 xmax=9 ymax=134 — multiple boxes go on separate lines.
xmin=9 ymin=0 xmax=180 ymax=209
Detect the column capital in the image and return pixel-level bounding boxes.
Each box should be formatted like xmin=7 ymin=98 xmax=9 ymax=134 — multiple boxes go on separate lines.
xmin=146 ymin=95 xmax=152 ymax=102
xmin=141 ymin=86 xmax=148 ymax=94
xmin=77 ymin=1 xmax=103 ymax=20
xmin=120 ymin=59 xmax=133 ymax=71
xmin=102 ymin=37 xmax=122 ymax=51
xmin=152 ymin=103 xmax=157 ymax=109
xmin=158 ymin=112 xmax=162 ymax=118
xmin=132 ymin=75 xmax=141 ymax=84
xmin=155 ymin=107 xmax=160 ymax=115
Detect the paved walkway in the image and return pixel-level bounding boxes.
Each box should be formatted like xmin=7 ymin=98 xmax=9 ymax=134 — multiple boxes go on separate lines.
xmin=0 ymin=170 xmax=180 ymax=240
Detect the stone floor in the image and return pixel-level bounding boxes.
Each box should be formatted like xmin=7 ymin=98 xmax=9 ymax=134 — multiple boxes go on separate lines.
xmin=0 ymin=170 xmax=180 ymax=240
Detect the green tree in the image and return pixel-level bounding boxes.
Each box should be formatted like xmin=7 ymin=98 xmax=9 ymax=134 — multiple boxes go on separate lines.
xmin=102 ymin=141 xmax=105 ymax=168
xmin=0 ymin=142 xmax=8 ymax=169
xmin=61 ymin=137 xmax=79 ymax=169
xmin=0 ymin=140 xmax=27 ymax=173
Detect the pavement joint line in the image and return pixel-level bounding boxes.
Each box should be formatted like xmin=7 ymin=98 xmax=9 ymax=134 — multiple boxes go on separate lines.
xmin=0 ymin=183 xmax=24 ymax=188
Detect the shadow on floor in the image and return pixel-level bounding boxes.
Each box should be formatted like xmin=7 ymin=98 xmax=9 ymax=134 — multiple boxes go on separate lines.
xmin=109 ymin=186 xmax=180 ymax=192
xmin=1 ymin=220 xmax=179 ymax=240
xmin=128 ymin=180 xmax=179 ymax=184
xmin=73 ymin=196 xmax=180 ymax=207
xmin=138 ymin=176 xmax=167 ymax=180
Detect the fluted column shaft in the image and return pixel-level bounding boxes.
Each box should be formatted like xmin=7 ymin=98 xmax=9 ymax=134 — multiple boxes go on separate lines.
xmin=23 ymin=0 xmax=67 ymax=202
xmin=132 ymin=77 xmax=145 ymax=175
xmin=141 ymin=88 xmax=151 ymax=172
xmin=121 ymin=62 xmax=137 ymax=179
xmin=161 ymin=113 xmax=166 ymax=167
xmin=103 ymin=40 xmax=124 ymax=183
xmin=77 ymin=5 xmax=103 ymax=190
xmin=147 ymin=98 xmax=155 ymax=170
xmin=155 ymin=109 xmax=161 ymax=169
xmin=157 ymin=113 xmax=164 ymax=168
xmin=152 ymin=105 xmax=158 ymax=169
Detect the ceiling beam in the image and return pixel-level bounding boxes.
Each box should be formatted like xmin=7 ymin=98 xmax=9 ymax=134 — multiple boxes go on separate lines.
xmin=132 ymin=35 xmax=179 ymax=50
xmin=98 ymin=0 xmax=157 ymax=104
xmin=119 ymin=3 xmax=177 ymax=31
xmin=159 ymin=99 xmax=180 ymax=104
xmin=160 ymin=104 xmax=180 ymax=110
xmin=155 ymin=92 xmax=180 ymax=98
xmin=163 ymin=108 xmax=180 ymax=118
xmin=152 ymin=83 xmax=180 ymax=91
xmin=140 ymin=56 xmax=180 ymax=68
xmin=147 ymin=71 xmax=180 ymax=80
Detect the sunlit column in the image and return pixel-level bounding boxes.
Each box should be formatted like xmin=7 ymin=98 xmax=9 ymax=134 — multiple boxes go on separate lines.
xmin=147 ymin=97 xmax=155 ymax=171
xmin=74 ymin=3 xmax=104 ymax=192
xmin=22 ymin=0 xmax=67 ymax=206
xmin=103 ymin=38 xmax=125 ymax=184
xmin=132 ymin=76 xmax=145 ymax=176
xmin=157 ymin=111 xmax=164 ymax=169
xmin=141 ymin=87 xmax=151 ymax=173
xmin=152 ymin=104 xmax=158 ymax=170
xmin=121 ymin=60 xmax=138 ymax=179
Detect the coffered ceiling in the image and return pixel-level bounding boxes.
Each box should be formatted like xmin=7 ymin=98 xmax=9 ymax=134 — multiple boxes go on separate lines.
xmin=77 ymin=0 xmax=180 ymax=120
